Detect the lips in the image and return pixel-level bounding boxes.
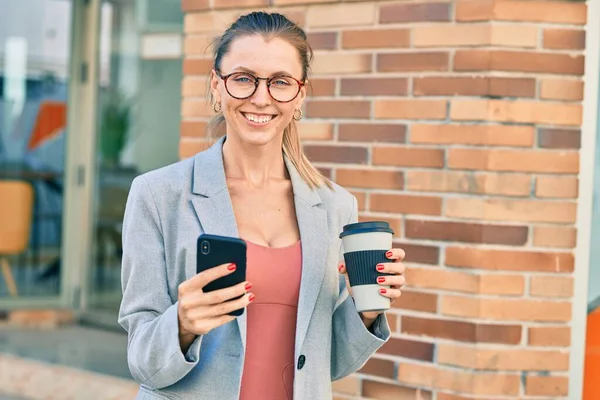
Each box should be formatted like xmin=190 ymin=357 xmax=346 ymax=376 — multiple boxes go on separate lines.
xmin=242 ymin=112 xmax=276 ymax=124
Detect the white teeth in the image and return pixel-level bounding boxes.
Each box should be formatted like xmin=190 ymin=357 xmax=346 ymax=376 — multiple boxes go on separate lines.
xmin=244 ymin=113 xmax=273 ymax=123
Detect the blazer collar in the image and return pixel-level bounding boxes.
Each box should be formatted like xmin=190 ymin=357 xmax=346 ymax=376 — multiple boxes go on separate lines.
xmin=192 ymin=135 xmax=322 ymax=206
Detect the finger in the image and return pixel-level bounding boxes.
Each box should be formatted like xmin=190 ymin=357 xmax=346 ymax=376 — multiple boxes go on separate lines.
xmin=193 ymin=314 xmax=236 ymax=334
xmin=378 ymin=287 xmax=402 ymax=299
xmin=376 ymin=262 xmax=406 ymax=275
xmin=376 ymin=275 xmax=406 ymax=288
xmin=204 ymin=280 xmax=253 ymax=306
xmin=207 ymin=292 xmax=255 ymax=318
xmin=181 ymin=280 xmax=252 ymax=310
xmin=184 ymin=262 xmax=237 ymax=291
xmin=338 ymin=261 xmax=347 ymax=274
xmin=385 ymin=248 xmax=406 ymax=261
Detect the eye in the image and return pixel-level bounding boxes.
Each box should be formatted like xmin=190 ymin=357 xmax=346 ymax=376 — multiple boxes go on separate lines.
xmin=232 ymin=73 xmax=255 ymax=83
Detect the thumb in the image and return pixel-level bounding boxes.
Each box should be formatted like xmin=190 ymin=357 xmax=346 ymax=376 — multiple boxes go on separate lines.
xmin=338 ymin=261 xmax=347 ymax=274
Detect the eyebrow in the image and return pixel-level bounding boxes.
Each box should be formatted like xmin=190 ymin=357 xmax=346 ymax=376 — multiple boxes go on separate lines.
xmin=232 ymin=66 xmax=294 ymax=77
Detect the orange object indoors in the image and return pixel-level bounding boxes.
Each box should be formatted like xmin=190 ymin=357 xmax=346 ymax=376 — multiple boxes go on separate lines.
xmin=584 ymin=308 xmax=600 ymax=399
xmin=27 ymin=101 xmax=66 ymax=150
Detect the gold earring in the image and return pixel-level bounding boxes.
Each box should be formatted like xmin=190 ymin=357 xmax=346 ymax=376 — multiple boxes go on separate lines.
xmin=212 ymin=102 xmax=222 ymax=113
xmin=293 ymin=109 xmax=303 ymax=121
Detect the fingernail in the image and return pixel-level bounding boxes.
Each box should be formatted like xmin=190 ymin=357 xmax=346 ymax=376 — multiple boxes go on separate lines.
xmin=376 ymin=264 xmax=385 ymax=271
xmin=338 ymin=263 xmax=344 ymax=273
xmin=377 ymin=277 xmax=386 ymax=283
xmin=228 ymin=263 xmax=236 ymax=271
xmin=248 ymin=293 xmax=255 ymax=302
xmin=386 ymin=251 xmax=393 ymax=258
xmin=380 ymin=288 xmax=387 ymax=294
xmin=245 ymin=282 xmax=252 ymax=291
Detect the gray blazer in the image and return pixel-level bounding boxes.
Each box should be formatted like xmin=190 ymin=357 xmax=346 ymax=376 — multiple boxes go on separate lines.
xmin=118 ymin=136 xmax=391 ymax=400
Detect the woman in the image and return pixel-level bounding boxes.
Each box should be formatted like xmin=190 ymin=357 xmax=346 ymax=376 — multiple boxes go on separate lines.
xmin=118 ymin=11 xmax=406 ymax=400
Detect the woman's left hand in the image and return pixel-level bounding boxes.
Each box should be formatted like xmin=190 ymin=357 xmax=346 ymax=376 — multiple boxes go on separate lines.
xmin=338 ymin=248 xmax=406 ymax=322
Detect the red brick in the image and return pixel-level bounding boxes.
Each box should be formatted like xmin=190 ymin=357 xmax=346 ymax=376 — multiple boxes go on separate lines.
xmin=307 ymin=32 xmax=337 ymax=50
xmin=536 ymin=176 xmax=578 ymax=199
xmin=213 ymin=0 xmax=267 ymax=8
xmin=340 ymin=78 xmax=408 ymax=96
xmin=455 ymin=0 xmax=494 ymax=22
xmin=380 ymin=2 xmax=451 ymax=23
xmin=446 ymin=197 xmax=577 ymax=224
xmin=304 ymin=145 xmax=367 ymax=164
xmin=543 ymin=28 xmax=586 ymax=50
xmin=370 ymin=194 xmax=442 ymax=216
xmin=183 ymin=58 xmax=212 ymax=75
xmin=526 ymin=376 xmax=568 ymax=396
xmin=305 ymin=100 xmax=370 ymax=119
xmin=180 ymin=121 xmax=207 ymax=138
xmin=181 ymin=0 xmax=210 ymax=12
xmin=530 ymin=276 xmax=574 ymax=298
xmin=308 ymin=78 xmax=336 ymax=97
xmin=338 ymin=123 xmax=406 ymax=143
xmin=406 ymin=170 xmax=531 ymax=197
xmin=533 ymin=226 xmax=577 ymax=249
xmin=411 ymin=124 xmax=534 ymax=147
xmin=401 ymin=315 xmax=522 ymax=344
xmin=445 ymin=247 xmax=575 ymax=273
xmin=362 ymin=380 xmax=432 ymax=400
xmin=336 ymin=169 xmax=404 ymax=190
xmin=378 ymin=52 xmax=449 ymax=72
xmin=359 ymin=359 xmax=395 ymax=380
xmin=538 ymin=128 xmax=581 ymax=149
xmin=393 ymin=290 xmax=438 ymax=313
xmin=392 ymin=242 xmax=440 ymax=265
xmin=529 ymin=326 xmax=571 ymax=347
xmin=540 ymin=79 xmax=584 ymax=101
xmin=413 ymin=76 xmax=535 ymax=98
xmin=374 ymin=100 xmax=447 ymax=120
xmin=342 ymin=29 xmax=410 ymax=49
xmin=494 ymin=0 xmax=587 ymax=24
xmin=441 ymin=295 xmax=572 ymax=322
xmin=454 ymin=50 xmax=584 ymax=76
xmin=405 ymin=220 xmax=528 ymax=246
xmin=379 ymin=337 xmax=434 ymax=361
xmin=373 ymin=146 xmax=444 ymax=168
xmin=448 ymin=148 xmax=579 ymax=174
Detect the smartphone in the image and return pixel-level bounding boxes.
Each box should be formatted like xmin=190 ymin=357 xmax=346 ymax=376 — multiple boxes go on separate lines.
xmin=196 ymin=233 xmax=247 ymax=316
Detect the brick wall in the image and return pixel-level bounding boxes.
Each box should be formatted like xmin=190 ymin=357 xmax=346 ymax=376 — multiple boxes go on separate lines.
xmin=180 ymin=0 xmax=587 ymax=398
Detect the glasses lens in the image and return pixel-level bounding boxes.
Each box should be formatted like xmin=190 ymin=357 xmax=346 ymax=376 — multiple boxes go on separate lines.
xmin=268 ymin=76 xmax=300 ymax=102
xmin=225 ymin=73 xmax=257 ymax=99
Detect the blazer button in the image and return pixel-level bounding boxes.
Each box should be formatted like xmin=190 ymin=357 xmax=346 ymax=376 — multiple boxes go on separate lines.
xmin=297 ymin=355 xmax=306 ymax=370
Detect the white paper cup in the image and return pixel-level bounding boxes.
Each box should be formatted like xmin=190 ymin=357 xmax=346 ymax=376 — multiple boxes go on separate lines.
xmin=339 ymin=221 xmax=394 ymax=313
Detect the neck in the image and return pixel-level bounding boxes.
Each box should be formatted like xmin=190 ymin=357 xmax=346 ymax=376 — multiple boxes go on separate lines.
xmin=222 ymin=133 xmax=287 ymax=187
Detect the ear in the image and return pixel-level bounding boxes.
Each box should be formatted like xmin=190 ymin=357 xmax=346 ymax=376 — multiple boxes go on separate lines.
xmin=295 ymin=82 xmax=307 ymax=110
xmin=210 ymin=69 xmax=221 ymax=103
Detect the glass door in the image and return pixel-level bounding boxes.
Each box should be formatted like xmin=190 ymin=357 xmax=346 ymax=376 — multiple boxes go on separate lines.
xmin=0 ymin=0 xmax=75 ymax=307
xmin=79 ymin=0 xmax=184 ymax=326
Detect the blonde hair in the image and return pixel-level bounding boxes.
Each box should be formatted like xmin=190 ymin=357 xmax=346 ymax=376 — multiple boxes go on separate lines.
xmin=206 ymin=11 xmax=332 ymax=190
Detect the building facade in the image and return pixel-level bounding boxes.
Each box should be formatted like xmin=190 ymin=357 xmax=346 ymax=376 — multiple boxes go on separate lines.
xmin=178 ymin=0 xmax=599 ymax=398
xmin=1 ymin=0 xmax=599 ymax=399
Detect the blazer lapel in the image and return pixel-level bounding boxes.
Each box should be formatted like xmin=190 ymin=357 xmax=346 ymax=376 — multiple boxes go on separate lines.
xmin=285 ymin=158 xmax=329 ymax=357
xmin=190 ymin=136 xmax=246 ymax=347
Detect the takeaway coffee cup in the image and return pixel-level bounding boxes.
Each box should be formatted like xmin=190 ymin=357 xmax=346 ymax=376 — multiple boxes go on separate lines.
xmin=339 ymin=221 xmax=395 ymax=313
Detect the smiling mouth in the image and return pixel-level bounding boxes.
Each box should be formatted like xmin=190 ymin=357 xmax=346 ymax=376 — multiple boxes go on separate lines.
xmin=242 ymin=112 xmax=276 ymax=124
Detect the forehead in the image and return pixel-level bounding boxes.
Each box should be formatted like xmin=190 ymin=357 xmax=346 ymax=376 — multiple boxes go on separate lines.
xmin=220 ymin=35 xmax=302 ymax=77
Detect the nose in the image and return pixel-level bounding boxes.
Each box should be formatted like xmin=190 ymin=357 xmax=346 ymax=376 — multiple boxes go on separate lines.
xmin=251 ymin=79 xmax=271 ymax=106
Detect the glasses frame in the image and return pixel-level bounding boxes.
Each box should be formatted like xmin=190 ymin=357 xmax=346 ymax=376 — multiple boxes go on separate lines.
xmin=214 ymin=69 xmax=305 ymax=104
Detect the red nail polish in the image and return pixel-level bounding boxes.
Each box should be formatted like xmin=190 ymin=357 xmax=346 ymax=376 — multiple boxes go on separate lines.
xmin=338 ymin=263 xmax=344 ymax=272
xmin=376 ymin=264 xmax=385 ymax=271
xmin=245 ymin=282 xmax=253 ymax=291
xmin=380 ymin=288 xmax=387 ymax=294
xmin=377 ymin=277 xmax=386 ymax=283
xmin=249 ymin=293 xmax=255 ymax=302
xmin=228 ymin=263 xmax=236 ymax=271
xmin=386 ymin=251 xmax=393 ymax=258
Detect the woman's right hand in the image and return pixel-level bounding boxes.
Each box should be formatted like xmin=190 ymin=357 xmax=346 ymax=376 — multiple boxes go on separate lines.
xmin=177 ymin=262 xmax=253 ymax=342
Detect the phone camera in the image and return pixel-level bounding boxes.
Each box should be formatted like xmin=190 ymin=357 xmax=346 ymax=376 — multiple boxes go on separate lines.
xmin=200 ymin=240 xmax=210 ymax=255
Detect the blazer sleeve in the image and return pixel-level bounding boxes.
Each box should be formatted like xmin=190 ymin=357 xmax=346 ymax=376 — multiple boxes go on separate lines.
xmin=330 ymin=195 xmax=391 ymax=381
xmin=118 ymin=175 xmax=202 ymax=389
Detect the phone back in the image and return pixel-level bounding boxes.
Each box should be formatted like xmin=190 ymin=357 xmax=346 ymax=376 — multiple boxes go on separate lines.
xmin=197 ymin=234 xmax=247 ymax=316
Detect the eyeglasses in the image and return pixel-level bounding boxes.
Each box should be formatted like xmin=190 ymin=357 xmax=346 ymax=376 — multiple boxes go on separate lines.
xmin=215 ymin=69 xmax=305 ymax=103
